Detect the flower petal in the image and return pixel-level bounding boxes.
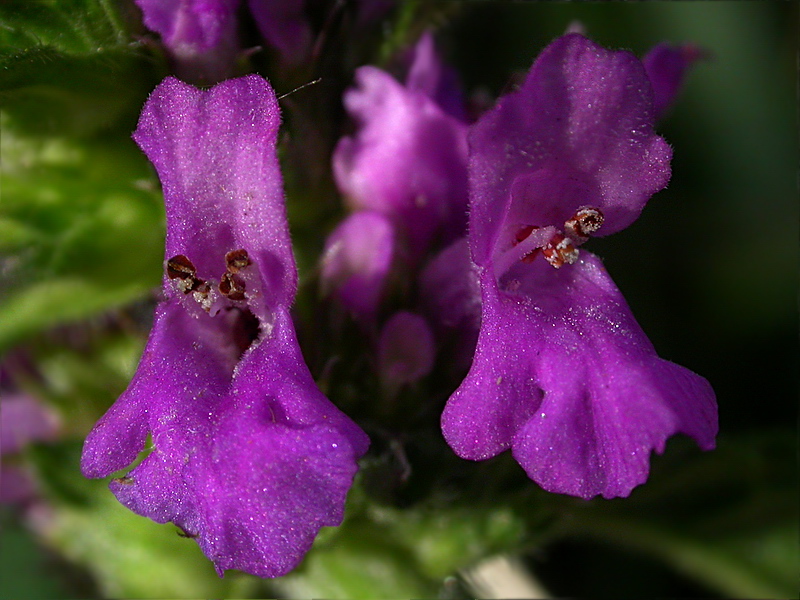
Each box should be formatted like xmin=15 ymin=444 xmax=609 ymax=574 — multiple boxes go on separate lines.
xmin=135 ymin=0 xmax=239 ymax=82
xmin=320 ymin=210 xmax=395 ymax=322
xmin=378 ymin=311 xmax=436 ymax=389
xmin=444 ymin=253 xmax=717 ymax=499
xmin=469 ymin=33 xmax=672 ymax=267
xmin=81 ymin=300 xmax=231 ymax=480
xmin=133 ymin=75 xmax=296 ymax=313
xmin=333 ymin=66 xmax=468 ymax=259
xmin=85 ymin=76 xmax=369 ymax=578
xmin=200 ymin=308 xmax=368 ymax=577
xmin=406 ymin=31 xmax=467 ymax=121
xmin=643 ymin=43 xmax=704 ymax=120
xmin=418 ymin=237 xmax=481 ymax=373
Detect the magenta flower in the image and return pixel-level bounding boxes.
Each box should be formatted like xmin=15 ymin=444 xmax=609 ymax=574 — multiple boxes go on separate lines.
xmin=135 ymin=0 xmax=240 ymax=83
xmin=81 ymin=75 xmax=369 ymax=577
xmin=441 ymin=34 xmax=717 ymax=500
xmin=405 ymin=31 xmax=467 ymax=121
xmin=332 ymin=36 xmax=469 ymax=263
xmin=377 ymin=311 xmax=436 ymax=393
xmin=643 ymin=43 xmax=706 ymax=119
xmin=320 ymin=210 xmax=396 ymax=322
xmin=1 ymin=393 xmax=60 ymax=504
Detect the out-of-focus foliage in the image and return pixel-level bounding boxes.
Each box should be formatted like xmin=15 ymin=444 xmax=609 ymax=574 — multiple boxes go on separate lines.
xmin=0 ymin=133 xmax=163 ymax=353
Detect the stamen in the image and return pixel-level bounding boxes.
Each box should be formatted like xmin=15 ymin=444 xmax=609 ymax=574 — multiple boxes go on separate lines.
xmin=192 ymin=281 xmax=213 ymax=311
xmin=495 ymin=225 xmax=559 ymax=278
xmin=542 ymin=234 xmax=579 ymax=268
xmin=219 ymin=272 xmax=246 ymax=301
xmin=564 ymin=206 xmax=604 ymax=243
xmin=166 ymin=254 xmax=196 ymax=280
xmin=166 ymin=255 xmax=204 ymax=294
xmin=225 ymin=249 xmax=251 ymax=272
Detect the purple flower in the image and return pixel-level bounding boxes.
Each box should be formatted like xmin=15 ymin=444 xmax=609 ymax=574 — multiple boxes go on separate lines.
xmin=405 ymin=31 xmax=467 ymax=121
xmin=418 ymin=238 xmax=481 ymax=373
xmin=81 ymin=75 xmax=369 ymax=577
xmin=1 ymin=393 xmax=60 ymax=505
xmin=442 ymin=34 xmax=717 ymax=500
xmin=332 ymin=47 xmax=469 ymax=262
xmin=643 ymin=43 xmax=705 ymax=119
xmin=320 ymin=210 xmax=396 ymax=323
xmin=377 ymin=311 xmax=436 ymax=393
xmin=136 ymin=0 xmax=240 ymax=83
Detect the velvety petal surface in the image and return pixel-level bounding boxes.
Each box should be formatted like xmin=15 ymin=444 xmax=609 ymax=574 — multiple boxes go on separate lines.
xmin=468 ymin=33 xmax=672 ymax=267
xmin=84 ymin=75 xmax=369 ymax=577
xmin=200 ymin=308 xmax=368 ymax=577
xmin=133 ymin=75 xmax=296 ymax=313
xmin=643 ymin=43 xmax=704 ymax=120
xmin=442 ymin=253 xmax=717 ymax=499
xmin=320 ymin=210 xmax=395 ymax=322
xmin=333 ymin=66 xmax=468 ymax=258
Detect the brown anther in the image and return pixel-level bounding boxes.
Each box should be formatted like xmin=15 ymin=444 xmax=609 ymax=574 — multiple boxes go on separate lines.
xmin=564 ymin=207 xmax=604 ymax=242
xmin=112 ymin=476 xmax=134 ymax=485
xmin=166 ymin=255 xmax=196 ymax=280
xmin=192 ymin=280 xmax=210 ymax=296
xmin=542 ymin=234 xmax=579 ymax=268
xmin=225 ymin=249 xmax=251 ymax=272
xmin=219 ymin=272 xmax=246 ymax=301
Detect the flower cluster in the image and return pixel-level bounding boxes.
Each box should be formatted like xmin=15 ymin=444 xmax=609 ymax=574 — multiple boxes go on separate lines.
xmin=81 ymin=4 xmax=717 ymax=580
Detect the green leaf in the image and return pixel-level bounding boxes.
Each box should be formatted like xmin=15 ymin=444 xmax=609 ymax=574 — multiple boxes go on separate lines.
xmin=277 ymin=518 xmax=439 ymax=599
xmin=0 ymin=509 xmax=68 ymax=600
xmin=554 ymin=432 xmax=799 ymax=599
xmin=0 ymin=132 xmax=164 ymax=352
xmin=368 ymin=503 xmax=528 ymax=579
xmin=0 ymin=0 xmax=156 ymax=136
xmin=41 ymin=479 xmax=258 ymax=598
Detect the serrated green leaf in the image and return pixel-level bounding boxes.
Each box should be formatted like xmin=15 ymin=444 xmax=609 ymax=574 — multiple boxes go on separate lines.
xmin=0 ymin=0 xmax=156 ymax=136
xmin=0 ymin=0 xmax=128 ymax=55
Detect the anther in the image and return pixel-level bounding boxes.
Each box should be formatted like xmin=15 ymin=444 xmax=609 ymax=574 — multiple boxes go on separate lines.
xmin=166 ymin=255 xmax=205 ymax=294
xmin=225 ymin=249 xmax=251 ymax=272
xmin=564 ymin=207 xmax=604 ymax=243
xmin=219 ymin=272 xmax=246 ymax=301
xmin=542 ymin=234 xmax=579 ymax=268
xmin=166 ymin=255 xmax=196 ymax=280
xmin=192 ymin=281 xmax=213 ymax=311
